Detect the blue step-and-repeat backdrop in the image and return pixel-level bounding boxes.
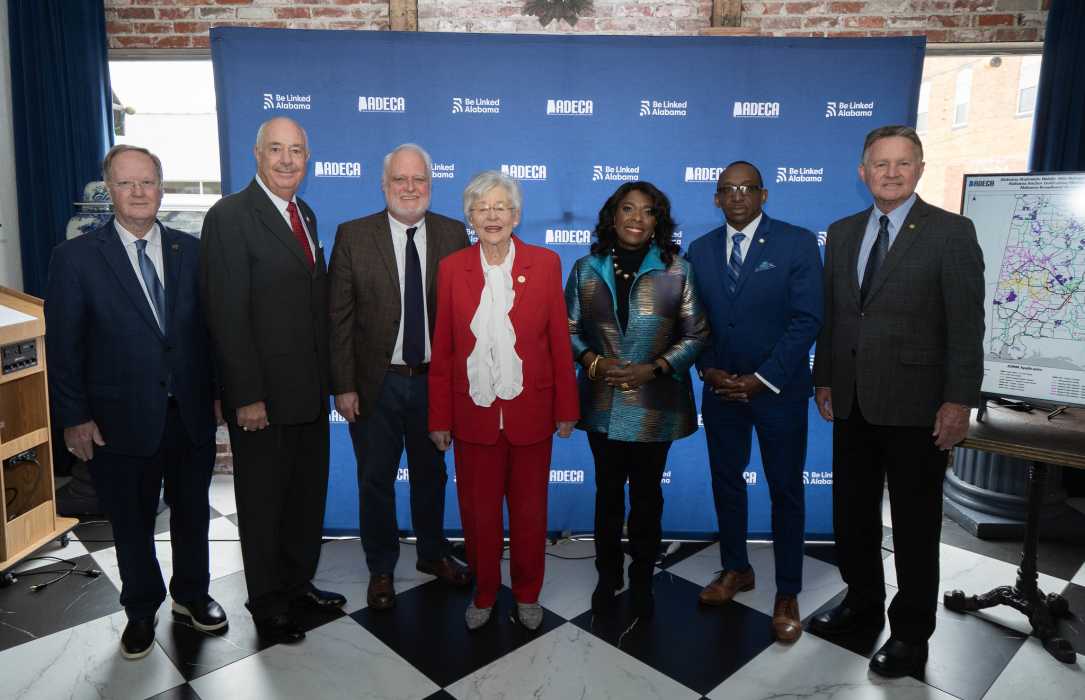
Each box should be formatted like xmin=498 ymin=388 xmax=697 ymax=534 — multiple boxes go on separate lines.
xmin=210 ymin=27 xmax=924 ymax=539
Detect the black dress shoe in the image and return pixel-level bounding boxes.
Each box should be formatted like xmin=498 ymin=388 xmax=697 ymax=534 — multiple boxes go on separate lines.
xmin=294 ymin=586 xmax=346 ymax=610
xmin=870 ymin=638 xmax=928 ymax=678
xmin=809 ymin=603 xmax=884 ymax=636
xmin=367 ymin=574 xmax=395 ymax=610
xmin=121 ymin=614 xmax=158 ymax=660
xmin=254 ymin=614 xmax=305 ymax=644
xmin=172 ymin=596 xmax=228 ymax=632
xmin=416 ymin=556 xmax=473 ymax=587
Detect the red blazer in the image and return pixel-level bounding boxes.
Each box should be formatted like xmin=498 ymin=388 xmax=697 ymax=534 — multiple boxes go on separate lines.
xmin=429 ymin=236 xmax=579 ymax=446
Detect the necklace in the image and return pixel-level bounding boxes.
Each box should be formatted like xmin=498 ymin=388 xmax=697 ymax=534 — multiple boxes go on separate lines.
xmin=612 ymin=259 xmax=633 ymax=280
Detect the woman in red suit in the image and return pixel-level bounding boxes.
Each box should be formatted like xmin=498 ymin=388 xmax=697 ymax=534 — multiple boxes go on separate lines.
xmin=429 ymin=170 xmax=579 ymax=631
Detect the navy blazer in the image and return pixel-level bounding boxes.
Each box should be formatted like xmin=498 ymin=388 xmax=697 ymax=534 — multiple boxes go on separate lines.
xmin=686 ymin=214 xmax=824 ymax=402
xmin=45 ymin=219 xmax=216 ymax=457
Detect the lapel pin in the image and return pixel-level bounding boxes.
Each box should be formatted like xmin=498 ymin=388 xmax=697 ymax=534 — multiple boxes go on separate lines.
xmin=517 ymin=275 xmax=526 ymax=284
xmin=909 ymin=224 xmax=916 ymax=229
xmin=171 ymin=243 xmax=179 ymax=251
xmin=758 ymin=238 xmax=765 ymax=244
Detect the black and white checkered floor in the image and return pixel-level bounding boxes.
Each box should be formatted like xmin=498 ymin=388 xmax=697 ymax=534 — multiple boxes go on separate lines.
xmin=1 ymin=475 xmax=1083 ymax=700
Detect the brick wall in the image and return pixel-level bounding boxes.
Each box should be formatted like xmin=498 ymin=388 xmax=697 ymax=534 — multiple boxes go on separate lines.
xmin=105 ymin=1 xmax=1049 ymax=47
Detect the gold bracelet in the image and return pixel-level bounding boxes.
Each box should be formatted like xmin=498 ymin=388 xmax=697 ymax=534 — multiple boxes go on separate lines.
xmin=588 ymin=354 xmax=601 ymax=381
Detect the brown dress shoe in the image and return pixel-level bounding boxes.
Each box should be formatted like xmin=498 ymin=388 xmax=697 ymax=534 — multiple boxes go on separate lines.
xmin=367 ymin=574 xmax=395 ymax=610
xmin=416 ymin=557 xmax=472 ymax=587
xmin=772 ymin=594 xmax=802 ymax=642
xmin=698 ymin=568 xmax=755 ymax=606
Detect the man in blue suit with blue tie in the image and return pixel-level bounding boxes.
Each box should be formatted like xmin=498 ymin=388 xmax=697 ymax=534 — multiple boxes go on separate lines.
xmin=687 ymin=161 xmax=823 ymax=642
xmin=46 ymin=145 xmax=225 ymax=660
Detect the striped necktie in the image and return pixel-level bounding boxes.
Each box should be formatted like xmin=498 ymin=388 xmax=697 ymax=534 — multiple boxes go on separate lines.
xmin=727 ymin=232 xmax=746 ymax=294
xmin=135 ymin=239 xmax=166 ymax=333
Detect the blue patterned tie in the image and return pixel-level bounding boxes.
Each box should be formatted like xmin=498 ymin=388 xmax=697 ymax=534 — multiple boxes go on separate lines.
xmin=861 ymin=215 xmax=890 ymax=305
xmin=727 ymin=232 xmax=746 ymax=294
xmin=135 ymin=239 xmax=166 ymax=333
xmin=402 ymin=226 xmax=424 ymax=367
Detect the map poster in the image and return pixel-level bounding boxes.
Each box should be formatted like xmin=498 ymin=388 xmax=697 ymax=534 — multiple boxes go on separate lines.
xmin=962 ymin=172 xmax=1085 ymax=407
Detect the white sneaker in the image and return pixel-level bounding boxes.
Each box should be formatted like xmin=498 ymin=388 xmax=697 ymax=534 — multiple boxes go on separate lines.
xmin=516 ymin=602 xmax=543 ymax=630
xmin=465 ymin=603 xmax=492 ymax=630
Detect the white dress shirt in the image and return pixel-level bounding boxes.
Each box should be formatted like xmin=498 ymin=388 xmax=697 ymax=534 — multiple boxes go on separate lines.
xmin=255 ymin=174 xmax=316 ymax=259
xmin=387 ymin=213 xmax=431 ymax=364
xmin=115 ymin=220 xmax=165 ymax=329
xmin=724 ymin=213 xmax=780 ymax=395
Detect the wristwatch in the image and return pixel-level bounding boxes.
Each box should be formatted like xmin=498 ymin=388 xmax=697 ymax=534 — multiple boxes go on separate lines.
xmin=652 ymin=364 xmax=665 ymax=379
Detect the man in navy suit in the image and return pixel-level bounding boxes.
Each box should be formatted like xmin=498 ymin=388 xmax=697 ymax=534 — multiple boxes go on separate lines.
xmin=687 ymin=161 xmax=823 ymax=642
xmin=46 ymin=145 xmax=226 ymax=660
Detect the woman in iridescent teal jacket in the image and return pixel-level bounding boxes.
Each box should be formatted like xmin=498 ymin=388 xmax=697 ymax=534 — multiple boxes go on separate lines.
xmin=564 ymin=181 xmax=708 ymax=620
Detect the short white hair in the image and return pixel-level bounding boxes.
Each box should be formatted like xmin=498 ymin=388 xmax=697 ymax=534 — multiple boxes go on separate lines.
xmin=382 ymin=143 xmax=433 ymax=186
xmin=255 ymin=117 xmax=309 ymax=152
xmin=462 ymin=170 xmax=522 ymax=220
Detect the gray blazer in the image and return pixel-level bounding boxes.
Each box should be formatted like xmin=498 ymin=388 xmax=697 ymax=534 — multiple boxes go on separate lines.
xmin=811 ymin=197 xmax=985 ymax=427
xmin=327 ymin=209 xmax=469 ymax=420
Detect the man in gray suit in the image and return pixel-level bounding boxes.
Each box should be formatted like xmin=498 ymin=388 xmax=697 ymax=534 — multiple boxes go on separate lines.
xmin=328 ymin=144 xmax=471 ymax=610
xmin=810 ymin=125 xmax=984 ymax=677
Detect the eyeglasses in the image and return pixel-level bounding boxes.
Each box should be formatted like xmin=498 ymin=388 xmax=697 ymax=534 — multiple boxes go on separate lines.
xmin=716 ymin=184 xmax=763 ymax=196
xmin=111 ymin=180 xmax=160 ymax=192
xmin=470 ymin=204 xmax=517 ymax=216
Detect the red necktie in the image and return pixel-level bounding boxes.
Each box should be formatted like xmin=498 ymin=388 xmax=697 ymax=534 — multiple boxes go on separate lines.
xmin=286 ymin=201 xmax=315 ymax=269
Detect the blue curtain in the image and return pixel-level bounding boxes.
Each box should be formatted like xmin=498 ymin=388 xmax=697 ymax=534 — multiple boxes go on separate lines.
xmin=1029 ymin=0 xmax=1085 ymax=172
xmin=8 ymin=0 xmax=114 ymax=297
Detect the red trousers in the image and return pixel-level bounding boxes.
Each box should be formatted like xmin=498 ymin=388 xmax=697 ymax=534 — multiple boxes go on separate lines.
xmin=454 ymin=432 xmax=551 ymax=609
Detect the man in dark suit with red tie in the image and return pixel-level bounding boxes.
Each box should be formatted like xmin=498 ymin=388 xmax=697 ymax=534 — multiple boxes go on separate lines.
xmin=810 ymin=126 xmax=984 ymax=677
xmin=201 ymin=116 xmax=344 ymax=644
xmin=47 ymin=145 xmax=226 ymax=659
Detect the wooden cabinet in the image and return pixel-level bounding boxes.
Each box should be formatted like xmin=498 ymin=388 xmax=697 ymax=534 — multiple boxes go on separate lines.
xmin=0 ymin=286 xmax=77 ymax=574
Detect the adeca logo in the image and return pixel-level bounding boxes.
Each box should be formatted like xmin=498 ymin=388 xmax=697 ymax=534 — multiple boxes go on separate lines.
xmin=263 ymin=92 xmax=311 ymax=111
xmin=593 ymin=164 xmax=640 ymax=182
xmin=549 ymin=469 xmax=585 ymax=484
xmin=640 ymin=98 xmax=688 ymax=117
xmin=733 ymin=101 xmax=780 ymax=118
xmin=500 ymin=164 xmax=547 ymax=181
xmin=431 ymin=162 xmax=455 ymax=180
xmin=358 ymin=96 xmax=406 ymax=113
xmin=545 ymin=229 xmax=592 ymax=245
xmin=314 ymin=161 xmax=361 ymax=178
xmin=775 ymin=166 xmax=824 ymax=184
xmin=452 ymin=96 xmax=500 ymax=114
xmin=825 ymin=100 xmax=874 ymax=118
xmin=546 ymin=98 xmax=593 ymax=116
xmin=684 ymin=166 xmax=723 ymax=183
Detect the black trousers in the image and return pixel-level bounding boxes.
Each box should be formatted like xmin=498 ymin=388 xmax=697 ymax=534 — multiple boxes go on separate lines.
xmin=348 ymin=371 xmax=451 ymax=574
xmin=89 ymin=402 xmax=214 ymax=620
xmin=832 ymin=401 xmax=947 ymax=643
xmin=587 ymin=432 xmax=672 ymax=588
xmin=228 ymin=415 xmax=329 ymax=619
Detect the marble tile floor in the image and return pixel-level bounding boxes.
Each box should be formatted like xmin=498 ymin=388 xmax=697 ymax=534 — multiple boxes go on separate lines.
xmin=0 ymin=475 xmax=1082 ymax=700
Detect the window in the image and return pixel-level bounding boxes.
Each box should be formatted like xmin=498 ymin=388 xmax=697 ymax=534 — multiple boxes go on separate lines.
xmin=108 ymin=59 xmax=220 ymax=209
xmin=916 ymin=82 xmax=931 ymax=132
xmin=1017 ymin=55 xmax=1041 ymax=115
xmin=954 ymin=67 xmax=972 ymax=127
xmin=915 ymin=51 xmax=1042 ymax=214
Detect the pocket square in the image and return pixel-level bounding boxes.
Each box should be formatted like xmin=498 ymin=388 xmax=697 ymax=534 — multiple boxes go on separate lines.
xmin=755 ymin=261 xmax=776 ymax=272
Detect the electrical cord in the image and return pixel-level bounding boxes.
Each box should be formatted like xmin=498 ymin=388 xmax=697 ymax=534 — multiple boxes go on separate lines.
xmin=9 ymin=555 xmax=101 ymax=591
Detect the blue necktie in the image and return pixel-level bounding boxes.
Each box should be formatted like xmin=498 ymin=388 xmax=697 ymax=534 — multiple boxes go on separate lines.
xmin=727 ymin=232 xmax=746 ymax=294
xmin=861 ymin=215 xmax=890 ymax=305
xmin=402 ymin=226 xmax=424 ymax=367
xmin=135 ymin=239 xmax=166 ymax=333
